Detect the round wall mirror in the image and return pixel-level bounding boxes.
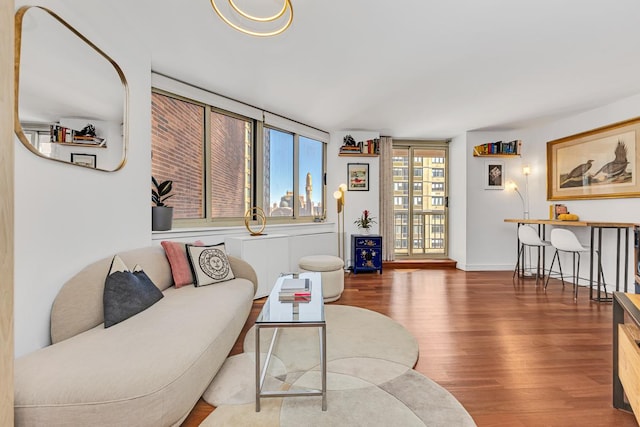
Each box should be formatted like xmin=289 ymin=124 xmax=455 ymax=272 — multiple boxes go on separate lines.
xmin=14 ymin=6 xmax=128 ymax=171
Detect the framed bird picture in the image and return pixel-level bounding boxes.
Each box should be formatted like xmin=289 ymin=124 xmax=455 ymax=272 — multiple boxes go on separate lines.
xmin=547 ymin=117 xmax=640 ymax=200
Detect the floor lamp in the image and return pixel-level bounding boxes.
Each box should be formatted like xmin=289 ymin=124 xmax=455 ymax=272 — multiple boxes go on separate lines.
xmin=333 ymin=183 xmax=347 ymax=261
xmin=522 ymin=165 xmax=530 ymax=220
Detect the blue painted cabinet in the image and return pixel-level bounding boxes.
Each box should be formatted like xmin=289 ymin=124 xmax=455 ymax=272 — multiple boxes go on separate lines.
xmin=351 ymin=234 xmax=382 ymax=274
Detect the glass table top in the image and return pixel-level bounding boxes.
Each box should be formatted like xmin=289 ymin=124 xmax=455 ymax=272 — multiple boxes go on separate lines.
xmin=256 ymin=272 xmax=324 ymax=324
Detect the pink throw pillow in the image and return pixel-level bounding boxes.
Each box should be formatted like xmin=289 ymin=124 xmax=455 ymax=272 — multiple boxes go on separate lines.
xmin=161 ymin=240 xmax=203 ymax=288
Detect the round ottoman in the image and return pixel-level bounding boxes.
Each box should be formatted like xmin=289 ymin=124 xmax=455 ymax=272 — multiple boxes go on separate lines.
xmin=298 ymin=255 xmax=344 ymax=302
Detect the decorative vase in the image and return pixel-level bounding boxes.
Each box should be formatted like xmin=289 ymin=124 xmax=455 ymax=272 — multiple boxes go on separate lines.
xmin=360 ymin=228 xmax=370 ymax=235
xmin=152 ymin=206 xmax=173 ymax=231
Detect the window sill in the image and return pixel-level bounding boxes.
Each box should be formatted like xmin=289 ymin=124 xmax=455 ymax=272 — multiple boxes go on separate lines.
xmin=151 ymin=221 xmax=336 ymax=242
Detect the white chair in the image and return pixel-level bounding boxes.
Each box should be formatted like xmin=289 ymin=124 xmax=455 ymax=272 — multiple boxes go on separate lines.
xmin=513 ymin=225 xmax=551 ymax=286
xmin=544 ymin=228 xmax=607 ymax=300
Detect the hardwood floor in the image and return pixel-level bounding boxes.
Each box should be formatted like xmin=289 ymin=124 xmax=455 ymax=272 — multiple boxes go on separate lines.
xmin=182 ymin=268 xmax=638 ymax=426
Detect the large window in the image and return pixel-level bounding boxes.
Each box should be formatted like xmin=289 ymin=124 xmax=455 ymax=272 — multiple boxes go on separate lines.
xmin=392 ymin=143 xmax=448 ymax=257
xmin=151 ymin=92 xmax=204 ymax=220
xmin=264 ymin=128 xmax=294 ymax=217
xmin=264 ymin=129 xmax=325 ymax=218
xmin=298 ymin=136 xmax=324 ymax=218
xmin=210 ymin=110 xmax=253 ymax=218
xmin=151 ymin=84 xmax=326 ymax=226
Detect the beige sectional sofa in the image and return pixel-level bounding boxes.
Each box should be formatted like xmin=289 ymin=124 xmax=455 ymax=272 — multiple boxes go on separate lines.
xmin=14 ymin=246 xmax=257 ymax=426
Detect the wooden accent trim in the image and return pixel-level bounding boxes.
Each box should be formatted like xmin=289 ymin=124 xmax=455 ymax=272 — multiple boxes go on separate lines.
xmin=618 ymin=323 xmax=640 ymax=424
xmin=504 ymin=218 xmax=638 ymax=228
xmin=383 ymin=259 xmax=457 ymax=269
xmin=0 ymin=0 xmax=15 ymax=425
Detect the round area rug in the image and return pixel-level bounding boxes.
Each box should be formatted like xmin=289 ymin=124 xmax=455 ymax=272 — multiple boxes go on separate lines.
xmin=201 ymin=305 xmax=475 ymax=426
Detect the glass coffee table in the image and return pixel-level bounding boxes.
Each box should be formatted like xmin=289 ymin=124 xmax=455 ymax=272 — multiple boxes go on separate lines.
xmin=255 ymin=272 xmax=326 ymax=412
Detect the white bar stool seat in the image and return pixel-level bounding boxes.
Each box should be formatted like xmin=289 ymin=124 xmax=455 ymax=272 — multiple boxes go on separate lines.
xmin=544 ymin=228 xmax=606 ymax=301
xmin=513 ymin=225 xmax=551 ymax=286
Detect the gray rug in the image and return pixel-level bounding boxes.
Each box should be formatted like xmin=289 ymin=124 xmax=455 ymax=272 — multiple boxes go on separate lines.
xmin=201 ymin=305 xmax=475 ymax=426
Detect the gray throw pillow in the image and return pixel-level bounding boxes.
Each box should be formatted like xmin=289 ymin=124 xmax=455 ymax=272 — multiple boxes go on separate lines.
xmin=103 ymin=255 xmax=164 ymax=328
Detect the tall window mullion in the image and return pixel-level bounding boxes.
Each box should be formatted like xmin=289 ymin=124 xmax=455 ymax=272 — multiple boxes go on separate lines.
xmin=293 ymin=134 xmax=300 ymax=218
xmin=203 ymin=106 xmax=211 ymax=221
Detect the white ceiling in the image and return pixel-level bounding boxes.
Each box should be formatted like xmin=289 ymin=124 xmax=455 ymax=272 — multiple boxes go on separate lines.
xmin=109 ymin=0 xmax=640 ymax=138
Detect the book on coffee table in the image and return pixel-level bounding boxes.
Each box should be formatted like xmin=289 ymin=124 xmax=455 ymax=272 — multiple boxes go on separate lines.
xmin=279 ymin=278 xmax=311 ymax=302
xmin=281 ymin=278 xmax=311 ymax=292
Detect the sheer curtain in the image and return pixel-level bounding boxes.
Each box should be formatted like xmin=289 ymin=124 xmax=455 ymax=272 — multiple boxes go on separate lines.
xmin=378 ymin=136 xmax=395 ymax=261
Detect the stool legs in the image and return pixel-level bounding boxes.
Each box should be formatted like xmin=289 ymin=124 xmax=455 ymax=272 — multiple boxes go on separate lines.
xmin=544 ymin=250 xmax=566 ymax=291
xmin=545 ymin=249 xmax=610 ymax=302
xmin=513 ymin=244 xmax=524 ymax=279
xmin=513 ymin=244 xmax=546 ymax=286
xmin=573 ymin=252 xmax=580 ymax=301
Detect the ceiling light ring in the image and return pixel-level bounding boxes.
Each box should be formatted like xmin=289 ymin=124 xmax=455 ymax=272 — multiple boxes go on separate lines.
xmin=227 ymin=0 xmax=289 ymax=22
xmin=210 ymin=0 xmax=293 ymax=37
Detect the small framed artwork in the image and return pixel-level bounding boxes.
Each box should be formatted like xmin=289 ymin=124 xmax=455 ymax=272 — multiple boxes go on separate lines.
xmin=484 ymin=160 xmax=505 ymax=190
xmin=71 ymin=153 xmax=97 ymax=168
xmin=347 ymin=163 xmax=369 ymax=191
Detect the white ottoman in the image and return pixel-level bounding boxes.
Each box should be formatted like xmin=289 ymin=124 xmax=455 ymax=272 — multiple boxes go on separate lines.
xmin=298 ymin=255 xmax=344 ymax=302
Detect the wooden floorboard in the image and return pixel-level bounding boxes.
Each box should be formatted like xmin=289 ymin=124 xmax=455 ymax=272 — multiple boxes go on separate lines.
xmin=182 ymin=269 xmax=638 ymax=427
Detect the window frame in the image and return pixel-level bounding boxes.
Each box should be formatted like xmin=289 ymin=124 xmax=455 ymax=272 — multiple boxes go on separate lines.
xmin=151 ymin=81 xmax=327 ymax=228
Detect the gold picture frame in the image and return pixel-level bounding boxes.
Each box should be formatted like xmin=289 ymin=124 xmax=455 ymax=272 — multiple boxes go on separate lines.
xmin=547 ymin=117 xmax=640 ymax=200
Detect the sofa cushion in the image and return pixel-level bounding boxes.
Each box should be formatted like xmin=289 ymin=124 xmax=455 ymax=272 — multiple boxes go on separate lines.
xmin=103 ymin=255 xmax=164 ymax=328
xmin=186 ymin=243 xmax=235 ymax=287
xmin=51 ymin=246 xmax=174 ymax=344
xmin=15 ymin=278 xmax=255 ymax=426
xmin=161 ymin=240 xmax=203 ymax=288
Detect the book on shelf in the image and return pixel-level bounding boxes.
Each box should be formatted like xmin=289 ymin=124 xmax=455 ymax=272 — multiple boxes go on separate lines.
xmin=50 ymin=124 xmax=106 ymax=146
xmin=74 ymin=135 xmax=105 ymax=144
xmin=339 ymin=138 xmax=380 ymax=155
xmin=340 ymin=145 xmax=362 ymax=154
xmin=473 ymin=139 xmax=521 ymax=155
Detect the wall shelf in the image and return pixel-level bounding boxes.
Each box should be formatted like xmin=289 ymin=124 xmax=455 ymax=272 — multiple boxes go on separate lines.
xmin=339 ymin=137 xmax=380 ymax=156
xmin=473 ymin=140 xmax=521 ymax=157
xmin=473 ymin=153 xmax=520 ymax=158
xmin=338 ymin=153 xmax=379 ymax=157
xmin=56 ymin=142 xmax=107 ymax=149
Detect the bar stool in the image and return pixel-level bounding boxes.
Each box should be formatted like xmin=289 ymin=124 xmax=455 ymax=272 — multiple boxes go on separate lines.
xmin=513 ymin=225 xmax=551 ymax=286
xmin=544 ymin=228 xmax=607 ymax=300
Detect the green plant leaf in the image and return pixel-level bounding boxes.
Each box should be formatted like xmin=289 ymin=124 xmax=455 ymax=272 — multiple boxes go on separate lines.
xmin=158 ymin=180 xmax=173 ymax=197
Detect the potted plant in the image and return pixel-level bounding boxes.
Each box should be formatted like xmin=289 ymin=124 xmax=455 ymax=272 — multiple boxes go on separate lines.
xmin=152 ymin=177 xmax=174 ymax=231
xmin=354 ymin=209 xmax=376 ymax=234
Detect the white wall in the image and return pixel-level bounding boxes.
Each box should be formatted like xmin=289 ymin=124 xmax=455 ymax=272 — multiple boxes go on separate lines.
xmin=459 ymin=93 xmax=640 ymax=293
xmin=448 ymin=133 xmax=467 ymax=268
xmin=14 ymin=0 xmax=151 ymax=356
xmin=328 ymin=131 xmax=380 ymax=268
xmin=464 ymin=130 xmax=523 ymax=270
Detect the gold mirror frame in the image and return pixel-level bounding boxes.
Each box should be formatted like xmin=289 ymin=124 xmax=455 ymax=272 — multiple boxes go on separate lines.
xmin=14 ymin=6 xmax=129 ymax=171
